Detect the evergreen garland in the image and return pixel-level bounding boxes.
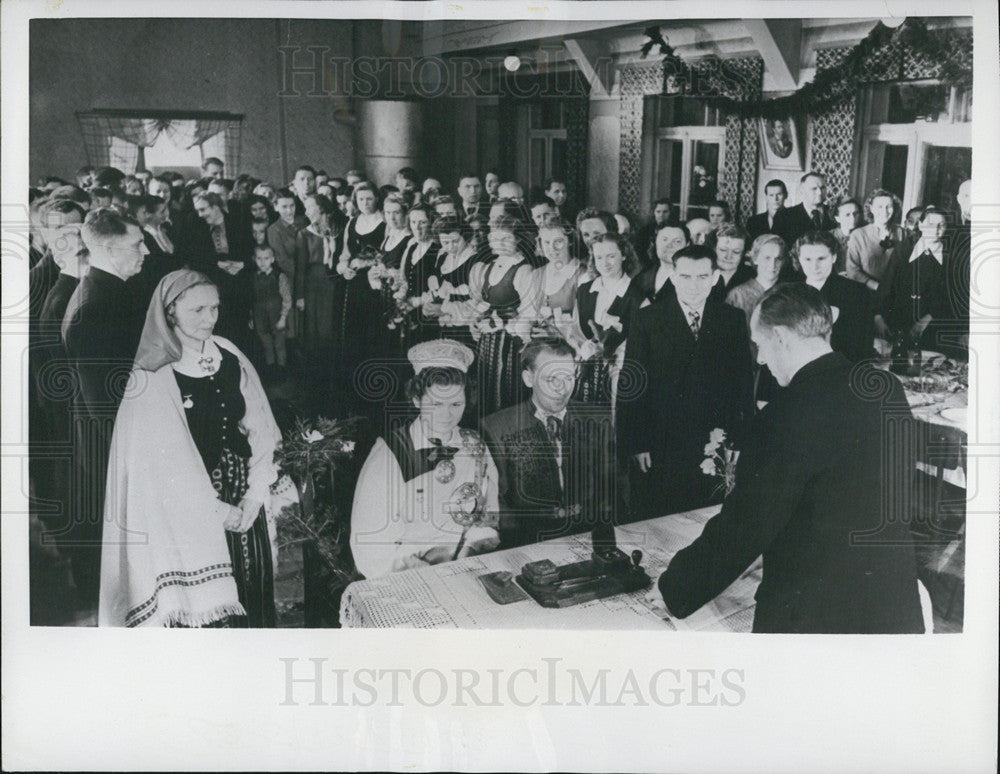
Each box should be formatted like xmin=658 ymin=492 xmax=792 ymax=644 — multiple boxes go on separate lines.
xmin=641 ymin=18 xmax=972 ymax=119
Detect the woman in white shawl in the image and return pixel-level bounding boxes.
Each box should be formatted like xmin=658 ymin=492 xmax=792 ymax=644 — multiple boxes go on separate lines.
xmin=99 ymin=269 xmax=281 ymax=627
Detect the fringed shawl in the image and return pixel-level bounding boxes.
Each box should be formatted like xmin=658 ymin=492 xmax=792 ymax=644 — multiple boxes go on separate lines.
xmin=99 ymin=337 xmax=281 ymax=627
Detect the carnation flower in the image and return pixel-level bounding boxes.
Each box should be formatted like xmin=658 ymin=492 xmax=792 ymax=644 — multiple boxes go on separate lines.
xmin=302 ymin=429 xmax=324 ymax=444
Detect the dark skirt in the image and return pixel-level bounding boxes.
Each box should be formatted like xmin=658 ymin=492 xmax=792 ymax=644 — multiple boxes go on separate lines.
xmin=574 ymin=355 xmax=614 ymax=405
xmin=475 ymin=329 xmax=523 ymax=418
xmin=212 ymin=447 xmax=276 ymax=628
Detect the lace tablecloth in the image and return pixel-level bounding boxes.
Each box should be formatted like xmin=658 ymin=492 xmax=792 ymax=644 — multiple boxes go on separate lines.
xmin=340 ymin=506 xmax=761 ymax=631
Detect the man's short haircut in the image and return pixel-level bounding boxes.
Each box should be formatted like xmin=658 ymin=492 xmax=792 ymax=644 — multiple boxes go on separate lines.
xmin=671 ymin=243 xmax=718 ymax=269
xmin=397 ymin=166 xmax=419 ymax=184
xmin=275 ymin=187 xmax=296 ymax=202
xmin=800 ymin=171 xmax=826 ymax=185
xmin=202 ymin=156 xmax=224 ymax=170
xmin=715 ymin=222 xmax=748 ymax=243
xmin=575 ymin=207 xmax=618 ymax=233
xmin=521 ymin=336 xmax=576 ymax=372
xmin=94 ymin=166 xmax=126 ymax=189
xmin=656 ymin=221 xmax=691 ymax=242
xmin=50 ymin=184 xmax=92 ymax=207
xmin=530 ymin=194 xmax=556 ymax=210
xmin=125 ymin=194 xmax=161 ymax=219
xmin=81 ymin=206 xmax=139 ymax=246
xmin=791 ymin=230 xmax=839 ymax=272
xmin=41 ymin=197 xmax=88 ymax=222
xmin=194 ymin=191 xmax=226 ymax=211
xmin=764 ymin=179 xmax=788 ymax=196
xmin=329 ymin=177 xmax=348 ymax=190
xmin=754 ymin=282 xmax=832 ymax=340
xmin=458 ymin=172 xmax=481 ymax=184
xmin=544 ymin=177 xmax=566 ymax=190
xmin=653 ymin=197 xmax=672 ymax=209
xmin=253 ymin=243 xmax=275 ymax=257
xmin=431 ymin=214 xmax=470 ymax=240
xmin=295 ymin=164 xmax=317 ymax=177
xmin=919 ymin=205 xmax=950 ymax=224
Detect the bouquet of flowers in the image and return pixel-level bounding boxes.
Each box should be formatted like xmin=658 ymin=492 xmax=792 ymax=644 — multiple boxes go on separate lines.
xmin=367 ymin=250 xmax=416 ymax=332
xmin=421 ymin=275 xmax=473 ymax=329
xmin=272 ymin=416 xmax=363 ymax=583
xmin=700 ymin=428 xmax=739 ymax=498
xmin=531 ymin=304 xmax=573 ymax=341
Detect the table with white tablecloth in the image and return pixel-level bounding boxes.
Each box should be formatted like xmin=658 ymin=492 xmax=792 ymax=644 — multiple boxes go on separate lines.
xmin=340 ymin=505 xmax=761 ymax=631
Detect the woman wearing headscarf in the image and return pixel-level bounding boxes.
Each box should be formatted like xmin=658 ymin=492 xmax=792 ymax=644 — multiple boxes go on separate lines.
xmin=99 ymin=269 xmax=281 ymax=627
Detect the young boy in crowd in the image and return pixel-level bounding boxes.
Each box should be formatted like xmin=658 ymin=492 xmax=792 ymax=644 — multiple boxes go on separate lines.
xmin=250 ymin=244 xmax=292 ymax=379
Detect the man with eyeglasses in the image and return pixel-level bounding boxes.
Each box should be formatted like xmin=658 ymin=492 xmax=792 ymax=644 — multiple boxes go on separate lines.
xmin=481 ymin=337 xmax=617 ymax=549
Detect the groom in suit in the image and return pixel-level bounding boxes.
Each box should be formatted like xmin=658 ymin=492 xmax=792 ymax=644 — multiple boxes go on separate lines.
xmin=481 ymin=337 xmax=618 ymax=550
xmin=618 ymin=244 xmax=754 ymax=520
xmin=656 ymin=283 xmax=924 ymax=633
xmin=774 ymin=172 xmax=836 ymax=252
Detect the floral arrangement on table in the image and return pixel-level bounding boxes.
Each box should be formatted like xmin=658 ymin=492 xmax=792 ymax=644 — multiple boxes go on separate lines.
xmin=700 ymin=428 xmax=739 ymax=498
xmin=272 ymin=416 xmax=363 ymax=583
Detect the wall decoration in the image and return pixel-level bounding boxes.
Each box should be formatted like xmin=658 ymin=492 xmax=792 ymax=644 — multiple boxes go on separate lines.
xmin=758 ymin=116 xmax=802 ymax=171
xmin=640 ymin=17 xmax=972 ymax=119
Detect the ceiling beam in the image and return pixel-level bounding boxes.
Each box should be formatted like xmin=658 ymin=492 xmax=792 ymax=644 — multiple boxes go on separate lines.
xmin=744 ymin=19 xmax=802 ymax=91
xmin=563 ymin=37 xmax=614 ymax=97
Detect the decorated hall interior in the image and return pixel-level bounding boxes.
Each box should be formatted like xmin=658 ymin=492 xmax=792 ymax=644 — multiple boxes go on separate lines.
xmin=27 ymin=14 xmax=973 ymax=632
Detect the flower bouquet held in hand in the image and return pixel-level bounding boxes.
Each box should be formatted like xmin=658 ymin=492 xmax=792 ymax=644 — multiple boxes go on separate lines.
xmin=367 ymin=248 xmax=417 ymax=332
xmin=443 ymin=431 xmax=498 ymax=561
xmin=700 ymin=428 xmax=739 ymax=498
xmin=272 ymin=416 xmax=363 ymax=586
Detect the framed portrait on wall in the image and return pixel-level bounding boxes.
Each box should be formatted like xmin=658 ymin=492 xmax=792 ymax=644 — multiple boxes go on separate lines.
xmin=759 ymin=115 xmax=803 ymax=170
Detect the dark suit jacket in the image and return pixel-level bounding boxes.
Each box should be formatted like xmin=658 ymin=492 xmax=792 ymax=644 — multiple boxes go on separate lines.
xmin=481 ymin=400 xmax=617 ymax=549
xmin=818 ymin=274 xmax=876 ymax=362
xmin=659 ymin=352 xmax=924 ymax=633
xmin=634 ymin=265 xmax=676 ymax=306
xmin=745 ymin=211 xmax=777 ymax=243
xmin=62 ymin=268 xmax=142 ymax=421
xmin=773 ymin=203 xmax=835 ymax=248
xmin=619 ymin=296 xmax=754 ymax=463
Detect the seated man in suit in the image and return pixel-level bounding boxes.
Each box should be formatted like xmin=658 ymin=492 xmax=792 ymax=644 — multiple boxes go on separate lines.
xmin=482 ymin=337 xmax=617 ymax=550
xmin=634 ymin=223 xmax=689 ymax=306
xmin=619 ymin=244 xmax=754 ymax=520
xmin=746 ymin=179 xmax=787 ymax=243
xmin=653 ymin=283 xmax=924 ymax=633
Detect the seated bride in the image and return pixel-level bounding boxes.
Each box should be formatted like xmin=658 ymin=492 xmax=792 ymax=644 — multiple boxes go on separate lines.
xmin=350 ymin=339 xmax=500 ymax=578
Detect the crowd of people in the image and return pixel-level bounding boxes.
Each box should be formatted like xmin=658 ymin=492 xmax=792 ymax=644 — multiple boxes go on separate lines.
xmin=27 ymin=157 xmax=970 ymax=631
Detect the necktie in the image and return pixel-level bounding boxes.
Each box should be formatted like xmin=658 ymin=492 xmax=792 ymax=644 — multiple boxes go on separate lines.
xmin=545 ymin=415 xmax=562 ymax=444
xmin=810 ymin=209 xmax=823 ymax=231
xmin=688 ymin=310 xmax=701 ymax=340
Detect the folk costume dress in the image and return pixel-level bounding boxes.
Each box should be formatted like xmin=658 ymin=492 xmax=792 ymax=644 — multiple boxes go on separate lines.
xmin=400 ymin=237 xmax=442 ymax=346
xmin=99 ymin=271 xmax=281 ymax=627
xmin=574 ymin=273 xmax=641 ymax=406
xmin=372 ymin=228 xmax=412 ymax=357
xmin=337 ymin=216 xmax=386 ymax=382
xmin=433 ymin=243 xmax=480 ymax=349
xmin=350 ymin=422 xmax=500 ymax=579
xmin=467 ymin=255 xmax=541 ymax=414
xmin=534 ymin=259 xmax=586 ymax=341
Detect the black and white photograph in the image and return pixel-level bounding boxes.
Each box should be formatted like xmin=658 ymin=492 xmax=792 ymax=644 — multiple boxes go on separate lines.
xmin=3 ymin=1 xmax=998 ymax=771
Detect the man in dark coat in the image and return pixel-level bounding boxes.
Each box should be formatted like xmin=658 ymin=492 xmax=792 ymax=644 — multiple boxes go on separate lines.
xmin=774 ymin=172 xmax=835 ymax=283
xmin=633 ymin=223 xmax=689 ymax=306
xmin=61 ymin=207 xmax=149 ymax=604
xmin=657 ymin=283 xmax=924 ymax=633
xmin=618 ymin=244 xmax=754 ymax=520
xmin=481 ymin=338 xmax=618 ymax=550
xmin=746 ymin=179 xmax=788 ymax=243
